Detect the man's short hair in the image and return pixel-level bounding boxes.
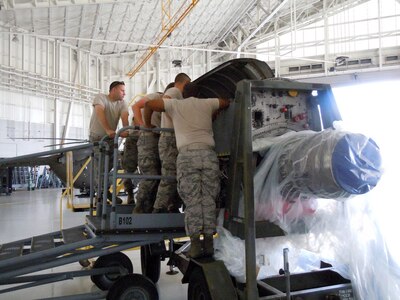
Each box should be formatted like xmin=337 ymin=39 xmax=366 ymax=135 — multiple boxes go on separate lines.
xmin=183 ymin=82 xmax=200 ymax=98
xmin=174 ymin=73 xmax=191 ymax=84
xmin=164 ymin=82 xmax=175 ymax=93
xmin=109 ymin=81 xmax=125 ymax=91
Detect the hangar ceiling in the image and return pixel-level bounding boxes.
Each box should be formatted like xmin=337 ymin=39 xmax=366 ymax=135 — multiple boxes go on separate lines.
xmin=0 ymin=0 xmax=368 ymax=57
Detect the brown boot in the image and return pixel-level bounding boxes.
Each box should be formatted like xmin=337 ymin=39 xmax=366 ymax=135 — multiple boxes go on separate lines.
xmin=124 ymin=180 xmax=135 ymax=205
xmin=133 ymin=205 xmax=143 ymax=214
xmin=107 ymin=191 xmax=123 ymax=204
xmin=188 ymin=234 xmax=203 ymax=258
xmin=203 ymin=234 xmax=214 ymax=257
xmin=127 ymin=192 xmax=135 ymax=205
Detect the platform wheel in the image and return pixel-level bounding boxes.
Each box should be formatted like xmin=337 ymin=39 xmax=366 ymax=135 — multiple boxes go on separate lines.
xmin=188 ymin=267 xmax=212 ymax=300
xmin=140 ymin=244 xmax=161 ymax=283
xmin=91 ymin=252 xmax=133 ymax=290
xmin=106 ymin=274 xmax=159 ymax=300
xmin=79 ymin=259 xmax=91 ymax=268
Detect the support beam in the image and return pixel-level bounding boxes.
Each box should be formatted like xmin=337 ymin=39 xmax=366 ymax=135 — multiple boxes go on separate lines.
xmin=0 ymin=0 xmax=135 ymax=9
xmin=61 ymin=102 xmax=74 ymax=147
xmin=237 ymin=0 xmax=290 ymax=57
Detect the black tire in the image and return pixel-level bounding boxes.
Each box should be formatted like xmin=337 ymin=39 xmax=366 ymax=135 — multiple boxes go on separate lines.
xmin=140 ymin=245 xmax=161 ymax=283
xmin=91 ymin=252 xmax=133 ymax=290
xmin=188 ymin=268 xmax=212 ymax=300
xmin=107 ymin=274 xmax=159 ymax=300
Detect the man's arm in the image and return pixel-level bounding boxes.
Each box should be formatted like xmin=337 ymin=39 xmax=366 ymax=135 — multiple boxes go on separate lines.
xmin=132 ymin=98 xmax=147 ymax=126
xmin=218 ymin=98 xmax=230 ymax=109
xmin=120 ymin=110 xmax=129 ymax=138
xmin=94 ymin=104 xmax=115 ymax=137
xmin=212 ymin=98 xmax=230 ymax=120
xmin=144 ymin=99 xmax=166 ymax=128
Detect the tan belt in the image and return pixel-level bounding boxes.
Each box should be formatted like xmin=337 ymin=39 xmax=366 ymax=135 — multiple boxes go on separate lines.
xmin=179 ymin=143 xmax=214 ymax=152
xmin=160 ymin=132 xmax=175 ymax=136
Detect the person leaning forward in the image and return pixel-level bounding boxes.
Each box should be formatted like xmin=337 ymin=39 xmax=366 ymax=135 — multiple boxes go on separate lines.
xmin=144 ymin=82 xmax=229 ymax=258
xmin=132 ymin=91 xmax=164 ymax=213
xmin=152 ymin=73 xmax=191 ymax=213
xmin=88 ymin=81 xmax=129 ymax=204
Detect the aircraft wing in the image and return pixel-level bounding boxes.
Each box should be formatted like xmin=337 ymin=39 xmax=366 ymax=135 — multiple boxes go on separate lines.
xmin=0 ymin=143 xmax=94 ymax=191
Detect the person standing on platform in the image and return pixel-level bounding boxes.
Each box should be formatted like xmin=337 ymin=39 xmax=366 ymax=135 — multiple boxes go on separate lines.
xmin=88 ymin=81 xmax=129 ymax=204
xmin=152 ymin=73 xmax=191 ymax=213
xmin=144 ymin=82 xmax=229 ymax=258
xmin=132 ymin=91 xmax=164 ymax=213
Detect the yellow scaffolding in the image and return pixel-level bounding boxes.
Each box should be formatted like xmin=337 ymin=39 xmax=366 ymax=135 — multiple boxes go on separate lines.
xmin=127 ymin=0 xmax=199 ymax=78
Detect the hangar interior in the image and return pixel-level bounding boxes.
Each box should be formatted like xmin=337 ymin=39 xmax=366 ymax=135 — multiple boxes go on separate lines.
xmin=0 ymin=0 xmax=399 ymax=299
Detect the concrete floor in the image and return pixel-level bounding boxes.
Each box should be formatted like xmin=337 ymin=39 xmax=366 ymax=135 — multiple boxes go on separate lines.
xmin=0 ymin=188 xmax=188 ymax=300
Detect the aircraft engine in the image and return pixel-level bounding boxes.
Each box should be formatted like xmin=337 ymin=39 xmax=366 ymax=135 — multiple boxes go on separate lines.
xmin=252 ymin=129 xmax=382 ymax=229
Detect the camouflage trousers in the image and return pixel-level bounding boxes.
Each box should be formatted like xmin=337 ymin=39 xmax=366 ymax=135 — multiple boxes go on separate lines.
xmin=153 ymin=133 xmax=182 ymax=211
xmin=177 ymin=147 xmax=220 ymax=236
xmin=135 ymin=132 xmax=161 ymax=213
xmin=121 ymin=131 xmax=139 ymax=192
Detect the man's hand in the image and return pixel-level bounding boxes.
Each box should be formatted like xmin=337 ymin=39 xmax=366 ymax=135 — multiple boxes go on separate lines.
xmin=120 ymin=131 xmax=129 ymax=138
xmin=106 ymin=129 xmax=116 ymax=138
xmin=213 ymin=98 xmax=230 ymax=120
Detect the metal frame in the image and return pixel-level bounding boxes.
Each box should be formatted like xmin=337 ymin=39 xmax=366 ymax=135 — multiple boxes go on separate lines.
xmin=0 ymin=79 xmax=352 ymax=299
xmin=218 ymin=79 xmax=349 ymax=300
xmin=0 ymin=128 xmax=187 ymax=299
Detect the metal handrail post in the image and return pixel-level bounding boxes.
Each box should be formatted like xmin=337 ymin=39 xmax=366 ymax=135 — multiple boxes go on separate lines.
xmin=110 ymin=129 xmax=123 ymax=230
xmin=100 ymin=138 xmax=110 ymax=230
xmin=89 ymin=149 xmax=95 ymax=217
xmin=242 ymin=81 xmax=258 ymax=300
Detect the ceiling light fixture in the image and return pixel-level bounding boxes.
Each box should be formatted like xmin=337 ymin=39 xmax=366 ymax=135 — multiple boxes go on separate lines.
xmin=172 ymin=59 xmax=182 ymax=67
xmin=12 ymin=34 xmax=19 ymax=42
xmin=335 ymin=56 xmax=349 ymax=66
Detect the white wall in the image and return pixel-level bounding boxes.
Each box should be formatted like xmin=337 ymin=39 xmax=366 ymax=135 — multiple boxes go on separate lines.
xmin=0 ymin=37 xmax=220 ymax=158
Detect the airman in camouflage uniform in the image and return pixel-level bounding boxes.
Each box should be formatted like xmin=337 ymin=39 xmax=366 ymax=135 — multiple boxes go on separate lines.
xmin=134 ymin=130 xmax=160 ymax=213
xmin=121 ymin=128 xmax=139 ymax=204
xmin=177 ymin=147 xmax=220 ymax=235
xmin=132 ymin=92 xmax=162 ymax=213
xmin=144 ymin=82 xmax=229 ymax=258
xmin=153 ymin=73 xmax=191 ymax=213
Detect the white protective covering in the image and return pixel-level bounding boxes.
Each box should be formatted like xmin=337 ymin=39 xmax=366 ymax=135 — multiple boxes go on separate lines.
xmin=214 ymin=129 xmax=399 ymax=299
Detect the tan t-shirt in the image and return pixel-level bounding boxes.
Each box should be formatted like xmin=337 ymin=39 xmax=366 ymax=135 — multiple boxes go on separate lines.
xmin=89 ymin=93 xmax=128 ymax=138
xmin=141 ymin=93 xmax=162 ymax=127
xmin=161 ymin=87 xmax=183 ymax=129
xmin=163 ymin=97 xmax=220 ymax=150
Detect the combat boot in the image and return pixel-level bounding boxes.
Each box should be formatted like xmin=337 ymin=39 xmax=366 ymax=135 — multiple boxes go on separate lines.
xmin=203 ymin=234 xmax=214 ymax=257
xmin=188 ymin=234 xmax=202 ymax=258
xmin=124 ymin=179 xmax=135 ymax=205
xmin=107 ymin=191 xmax=123 ymax=205
xmin=133 ymin=205 xmax=143 ymax=214
xmin=127 ymin=190 xmax=135 ymax=205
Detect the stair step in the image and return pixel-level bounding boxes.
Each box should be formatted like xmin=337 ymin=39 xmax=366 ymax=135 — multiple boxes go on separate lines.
xmin=31 ymin=235 xmax=55 ymax=253
xmin=61 ymin=227 xmax=87 ymax=244
xmin=0 ymin=242 xmax=25 ymax=261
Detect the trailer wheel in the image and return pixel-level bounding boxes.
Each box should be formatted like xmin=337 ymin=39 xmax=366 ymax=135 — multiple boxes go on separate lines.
xmin=140 ymin=245 xmax=161 ymax=283
xmin=106 ymin=274 xmax=159 ymax=300
xmin=188 ymin=268 xmax=212 ymax=300
xmin=91 ymin=252 xmax=133 ymax=290
xmin=79 ymin=259 xmax=91 ymax=268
